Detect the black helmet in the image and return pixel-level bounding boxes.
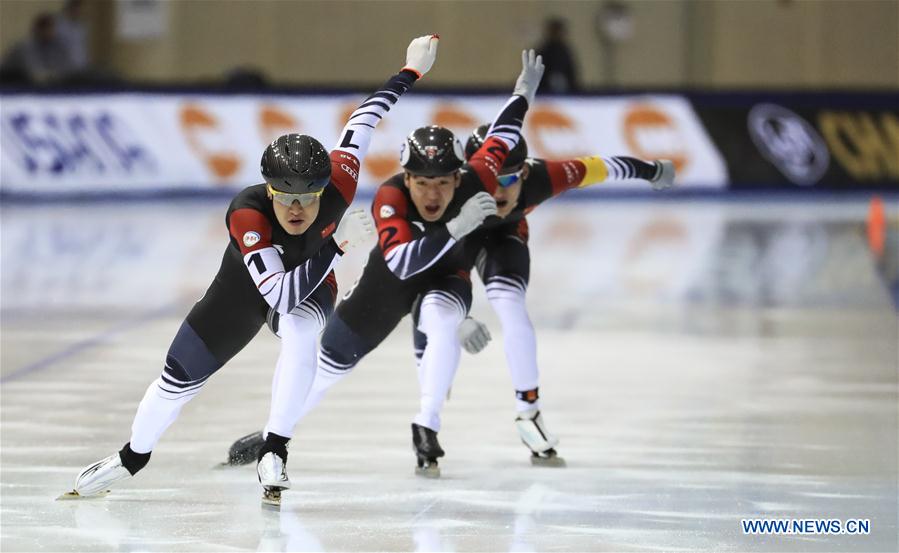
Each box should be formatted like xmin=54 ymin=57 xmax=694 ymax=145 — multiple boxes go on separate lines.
xmin=261 ymin=134 xmax=331 ymax=193
xmin=464 ymin=124 xmax=528 ymax=170
xmin=400 ymin=126 xmax=464 ymax=177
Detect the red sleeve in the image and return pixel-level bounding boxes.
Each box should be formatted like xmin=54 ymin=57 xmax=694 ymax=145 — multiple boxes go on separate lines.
xmin=228 ymin=208 xmax=274 ymax=255
xmin=544 ymin=159 xmax=588 ymax=196
xmin=371 ymin=185 xmax=414 ymax=256
xmin=329 ymin=150 xmax=360 ymax=205
xmin=466 ymin=136 xmax=513 ymax=195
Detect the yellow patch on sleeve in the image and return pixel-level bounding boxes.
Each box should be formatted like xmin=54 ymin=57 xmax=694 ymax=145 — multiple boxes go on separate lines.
xmin=577 ymin=156 xmax=608 ymax=187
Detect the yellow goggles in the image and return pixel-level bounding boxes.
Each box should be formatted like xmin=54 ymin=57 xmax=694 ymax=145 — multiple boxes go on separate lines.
xmin=267 ymin=184 xmax=324 ymax=207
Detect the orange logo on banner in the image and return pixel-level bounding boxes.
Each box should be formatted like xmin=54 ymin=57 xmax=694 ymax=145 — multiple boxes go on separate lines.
xmin=339 ymin=103 xmax=399 ymax=181
xmin=526 ymin=106 xmax=588 ymax=159
xmin=623 ymin=105 xmax=688 ymax=172
xmin=433 ymin=104 xmax=479 ymax=137
xmin=180 ymin=104 xmax=240 ymax=180
xmin=259 ymin=106 xmax=299 ymax=145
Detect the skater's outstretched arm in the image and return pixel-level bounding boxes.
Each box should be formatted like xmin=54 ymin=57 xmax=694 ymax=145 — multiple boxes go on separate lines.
xmin=519 ymin=156 xmax=676 ymax=208
xmin=229 ymin=36 xmax=437 ymax=313
xmin=328 ymin=35 xmax=439 ymax=205
xmin=374 ymin=50 xmax=543 ymax=280
xmin=466 ymin=49 xmax=544 ymax=194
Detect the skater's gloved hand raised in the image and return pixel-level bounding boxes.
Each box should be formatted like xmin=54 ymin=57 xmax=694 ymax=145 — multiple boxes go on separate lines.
xmin=402 ymin=34 xmax=439 ymax=78
xmin=334 ymin=209 xmax=375 ymax=252
xmin=459 ymin=317 xmax=491 ymax=354
xmin=446 ymin=192 xmax=497 ymax=240
xmin=513 ymin=49 xmax=545 ymax=106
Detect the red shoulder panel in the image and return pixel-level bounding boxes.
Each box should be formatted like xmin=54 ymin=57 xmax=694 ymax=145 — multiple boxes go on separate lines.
xmin=228 ymin=208 xmax=273 ymax=255
xmin=371 ymin=184 xmax=414 ymax=256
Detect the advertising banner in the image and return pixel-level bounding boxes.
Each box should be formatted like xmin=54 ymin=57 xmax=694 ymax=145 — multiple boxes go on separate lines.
xmin=0 ymin=93 xmax=727 ymax=195
xmin=693 ymin=93 xmax=899 ymax=191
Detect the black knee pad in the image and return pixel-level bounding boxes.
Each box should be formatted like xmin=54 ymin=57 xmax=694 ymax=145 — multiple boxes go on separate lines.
xmin=319 ymin=314 xmax=372 ymax=372
xmin=165 ymin=321 xmax=222 ymax=381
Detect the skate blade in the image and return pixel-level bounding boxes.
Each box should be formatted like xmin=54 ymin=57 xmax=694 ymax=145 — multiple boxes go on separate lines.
xmin=56 ymin=489 xmax=110 ymax=500
xmin=261 ymin=488 xmax=282 ymax=510
xmin=530 ymin=455 xmax=566 ymax=468
xmin=261 ymin=497 xmax=281 ymax=510
xmin=415 ymin=466 xmax=441 ymax=479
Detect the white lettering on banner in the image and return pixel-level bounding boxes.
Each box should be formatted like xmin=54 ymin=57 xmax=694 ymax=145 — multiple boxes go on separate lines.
xmin=0 ymin=94 xmax=727 ymax=194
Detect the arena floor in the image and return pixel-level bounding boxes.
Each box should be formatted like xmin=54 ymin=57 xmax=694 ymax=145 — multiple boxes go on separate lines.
xmin=2 ymin=197 xmax=897 ymax=552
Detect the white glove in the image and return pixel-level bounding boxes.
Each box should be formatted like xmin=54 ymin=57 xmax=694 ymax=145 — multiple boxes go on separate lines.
xmin=334 ymin=209 xmax=375 ymax=252
xmin=459 ymin=317 xmax=491 ymax=354
xmin=402 ymin=34 xmax=439 ymax=78
xmin=650 ymin=160 xmax=676 ymax=191
xmin=513 ymin=49 xmax=545 ymax=106
xmin=445 ymin=192 xmax=497 ymax=240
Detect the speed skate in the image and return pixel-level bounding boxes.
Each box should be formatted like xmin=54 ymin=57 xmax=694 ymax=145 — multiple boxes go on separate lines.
xmin=412 ymin=423 xmax=444 ymax=478
xmin=515 ymin=409 xmax=566 ymax=467
xmin=529 ymin=448 xmax=566 ymax=467
xmin=60 ymin=452 xmax=133 ymax=500
xmin=257 ymin=451 xmax=290 ymax=510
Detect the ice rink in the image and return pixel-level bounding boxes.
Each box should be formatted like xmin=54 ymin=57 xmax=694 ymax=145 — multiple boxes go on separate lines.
xmin=2 ymin=196 xmax=897 ymax=552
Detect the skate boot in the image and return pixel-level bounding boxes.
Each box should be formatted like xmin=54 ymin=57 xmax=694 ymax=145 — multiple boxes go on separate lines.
xmin=257 ymin=433 xmax=290 ymax=509
xmin=411 ymin=423 xmax=444 ymax=478
xmin=221 ymin=430 xmax=264 ymax=467
xmin=650 ymin=160 xmax=675 ymax=190
xmin=515 ymin=409 xmax=566 ymax=467
xmin=62 ymin=444 xmax=150 ymax=499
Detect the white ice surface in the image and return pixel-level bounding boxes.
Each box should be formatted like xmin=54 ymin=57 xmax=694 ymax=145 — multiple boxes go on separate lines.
xmin=1 ymin=198 xmax=897 ymax=552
